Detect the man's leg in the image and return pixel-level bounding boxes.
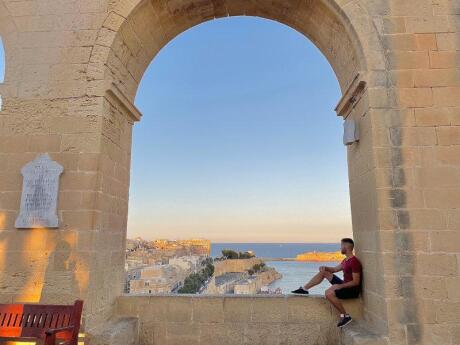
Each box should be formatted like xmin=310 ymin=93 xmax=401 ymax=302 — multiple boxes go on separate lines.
xmin=303 ymin=270 xmax=333 ymax=290
xmin=326 ymin=287 xmax=354 ymax=327
xmin=325 ymin=287 xmax=346 ymax=314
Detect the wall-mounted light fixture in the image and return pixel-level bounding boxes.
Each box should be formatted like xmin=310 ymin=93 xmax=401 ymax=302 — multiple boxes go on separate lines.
xmin=343 ymin=118 xmax=359 ymax=145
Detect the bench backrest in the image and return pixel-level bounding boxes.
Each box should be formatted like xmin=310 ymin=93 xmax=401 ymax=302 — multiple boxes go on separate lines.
xmin=0 ymin=300 xmax=83 ymax=340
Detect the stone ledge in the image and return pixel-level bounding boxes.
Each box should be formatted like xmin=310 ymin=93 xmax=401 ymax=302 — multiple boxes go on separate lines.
xmin=114 ymin=295 xmax=364 ymax=345
xmin=335 ymin=73 xmax=367 ymax=118
xmin=105 ymin=82 xmax=142 ymax=122
xmin=117 ymin=294 xmax=363 ymax=319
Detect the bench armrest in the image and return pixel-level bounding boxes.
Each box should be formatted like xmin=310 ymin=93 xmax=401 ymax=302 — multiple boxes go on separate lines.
xmin=45 ymin=325 xmax=75 ymax=335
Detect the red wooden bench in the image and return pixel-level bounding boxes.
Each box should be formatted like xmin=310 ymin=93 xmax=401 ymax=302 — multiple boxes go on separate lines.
xmin=0 ymin=300 xmax=83 ymax=345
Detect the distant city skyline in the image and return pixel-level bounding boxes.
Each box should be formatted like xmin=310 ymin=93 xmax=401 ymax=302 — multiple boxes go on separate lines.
xmin=128 ymin=17 xmax=352 ymax=243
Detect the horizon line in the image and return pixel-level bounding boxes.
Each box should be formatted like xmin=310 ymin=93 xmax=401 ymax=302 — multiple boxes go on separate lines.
xmin=127 ymin=238 xmax=342 ymax=244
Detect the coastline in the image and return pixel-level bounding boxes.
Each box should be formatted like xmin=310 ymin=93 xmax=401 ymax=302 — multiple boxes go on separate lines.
xmin=211 ymin=243 xmax=340 ymax=259
xmin=259 ymin=258 xmax=340 ymax=262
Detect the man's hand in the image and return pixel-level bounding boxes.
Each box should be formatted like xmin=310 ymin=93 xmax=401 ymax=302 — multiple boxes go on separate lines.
xmin=329 ymin=284 xmax=342 ymax=290
xmin=319 ymin=266 xmax=326 ymax=272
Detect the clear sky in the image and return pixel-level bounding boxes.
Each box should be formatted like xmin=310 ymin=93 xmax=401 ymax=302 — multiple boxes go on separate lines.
xmin=128 ymin=16 xmax=352 ymax=243
xmin=0 ymin=19 xmax=352 ymax=243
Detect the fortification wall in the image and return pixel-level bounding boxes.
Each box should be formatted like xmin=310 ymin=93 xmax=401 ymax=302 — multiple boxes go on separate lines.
xmin=213 ymin=258 xmax=264 ymax=276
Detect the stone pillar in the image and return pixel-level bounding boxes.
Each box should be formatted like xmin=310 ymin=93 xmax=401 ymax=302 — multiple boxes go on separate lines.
xmin=0 ymin=0 xmax=139 ymax=333
xmin=0 ymin=90 xmax=138 ymax=333
xmin=360 ymin=1 xmax=460 ymax=344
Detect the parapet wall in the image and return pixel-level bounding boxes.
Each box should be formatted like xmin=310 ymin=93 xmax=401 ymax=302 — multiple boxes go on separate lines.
xmin=116 ymin=295 xmax=363 ymax=345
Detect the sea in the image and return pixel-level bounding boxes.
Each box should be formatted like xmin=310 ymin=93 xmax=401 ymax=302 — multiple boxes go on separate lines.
xmin=211 ymin=243 xmax=342 ymax=295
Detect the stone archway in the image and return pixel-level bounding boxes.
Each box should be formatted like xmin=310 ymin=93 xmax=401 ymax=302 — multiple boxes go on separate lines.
xmin=97 ymin=0 xmax=372 ymax=99
xmin=91 ymin=0 xmax=390 ymax=337
xmin=0 ymin=0 xmax=389 ymax=336
xmin=0 ymin=0 xmax=459 ymax=344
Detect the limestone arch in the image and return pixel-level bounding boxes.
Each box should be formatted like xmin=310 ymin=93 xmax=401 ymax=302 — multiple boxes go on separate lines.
xmin=89 ymin=0 xmax=390 ymax=330
xmin=81 ymin=0 xmax=391 ymax=334
xmin=90 ymin=0 xmax=386 ymax=101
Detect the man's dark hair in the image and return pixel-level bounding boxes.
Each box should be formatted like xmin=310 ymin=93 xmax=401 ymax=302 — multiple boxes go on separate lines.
xmin=341 ymin=238 xmax=354 ymax=248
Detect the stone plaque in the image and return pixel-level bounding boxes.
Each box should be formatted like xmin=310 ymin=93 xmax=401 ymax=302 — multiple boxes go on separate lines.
xmin=15 ymin=154 xmax=64 ymax=229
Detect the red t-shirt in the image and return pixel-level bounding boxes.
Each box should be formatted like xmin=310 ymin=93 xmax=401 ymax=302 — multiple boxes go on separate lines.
xmin=342 ymin=256 xmax=362 ymax=284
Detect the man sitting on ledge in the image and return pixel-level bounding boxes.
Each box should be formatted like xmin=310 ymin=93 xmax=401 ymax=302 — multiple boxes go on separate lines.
xmin=291 ymin=238 xmax=362 ymax=328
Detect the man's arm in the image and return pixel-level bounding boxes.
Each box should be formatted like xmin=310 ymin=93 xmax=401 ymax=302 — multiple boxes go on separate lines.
xmin=336 ymin=272 xmax=361 ymax=289
xmin=322 ymin=264 xmax=343 ymax=273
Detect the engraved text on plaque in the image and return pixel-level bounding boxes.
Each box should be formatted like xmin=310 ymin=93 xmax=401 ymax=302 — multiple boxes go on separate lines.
xmin=15 ymin=154 xmax=64 ymax=228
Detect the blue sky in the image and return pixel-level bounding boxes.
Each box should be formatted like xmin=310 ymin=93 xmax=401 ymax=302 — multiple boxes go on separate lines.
xmin=128 ymin=17 xmax=352 ymax=243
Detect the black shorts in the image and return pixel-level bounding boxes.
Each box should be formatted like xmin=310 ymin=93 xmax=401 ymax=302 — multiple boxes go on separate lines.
xmin=330 ymin=274 xmax=360 ymax=299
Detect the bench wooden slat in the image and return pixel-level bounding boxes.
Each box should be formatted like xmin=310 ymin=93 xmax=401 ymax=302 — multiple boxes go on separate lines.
xmin=0 ymin=300 xmax=83 ymax=345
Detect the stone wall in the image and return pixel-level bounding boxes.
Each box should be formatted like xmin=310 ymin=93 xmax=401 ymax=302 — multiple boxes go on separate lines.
xmin=213 ymin=258 xmax=264 ymax=276
xmin=361 ymin=2 xmax=460 ymax=344
xmin=0 ymin=0 xmax=459 ymax=343
xmin=233 ymin=269 xmax=282 ymax=295
xmin=0 ymin=2 xmax=370 ymax=336
xmin=116 ymin=295 xmax=363 ymax=345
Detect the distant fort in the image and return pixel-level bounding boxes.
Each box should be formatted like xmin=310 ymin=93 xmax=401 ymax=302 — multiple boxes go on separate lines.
xmin=296 ymin=251 xmax=344 ymax=262
xmin=259 ymin=251 xmax=345 ymax=262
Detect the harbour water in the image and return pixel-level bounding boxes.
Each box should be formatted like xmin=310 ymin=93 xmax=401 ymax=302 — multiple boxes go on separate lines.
xmin=211 ymin=243 xmax=340 ymax=259
xmin=211 ymin=243 xmax=343 ymax=294
xmin=266 ymin=260 xmax=340 ymax=294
